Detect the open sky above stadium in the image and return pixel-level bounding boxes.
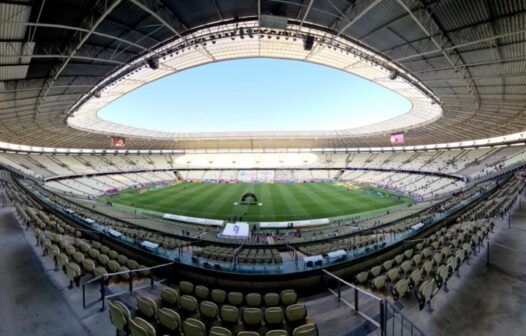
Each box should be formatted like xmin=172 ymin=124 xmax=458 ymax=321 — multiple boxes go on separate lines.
xmin=98 ymin=58 xmax=412 ymax=133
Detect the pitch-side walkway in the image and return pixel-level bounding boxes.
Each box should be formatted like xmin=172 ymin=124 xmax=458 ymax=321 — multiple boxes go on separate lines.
xmin=0 ymin=206 xmax=93 ymax=335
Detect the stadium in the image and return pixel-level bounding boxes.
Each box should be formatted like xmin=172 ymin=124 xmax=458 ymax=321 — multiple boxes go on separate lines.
xmin=0 ymin=1 xmax=525 ymax=335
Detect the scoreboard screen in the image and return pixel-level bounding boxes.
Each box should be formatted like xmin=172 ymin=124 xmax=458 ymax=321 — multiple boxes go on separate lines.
xmin=390 ymin=133 xmax=405 ymax=144
xmin=110 ymin=137 xmax=126 ymax=147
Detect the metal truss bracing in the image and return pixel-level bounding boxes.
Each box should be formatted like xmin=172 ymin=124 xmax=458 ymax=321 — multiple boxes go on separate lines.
xmin=0 ymin=0 xmax=523 ymax=150
xmin=67 ymin=21 xmax=442 ymax=141
xmin=394 ymin=0 xmax=480 ymax=106
xmin=33 ymin=0 xmax=123 ymax=117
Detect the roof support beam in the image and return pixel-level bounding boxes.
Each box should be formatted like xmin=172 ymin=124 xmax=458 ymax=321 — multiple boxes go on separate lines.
xmin=333 ymin=0 xmax=382 ymax=39
xmin=393 ymin=28 xmax=526 ymax=62
xmin=1 ymin=85 xmax=94 ymax=94
xmin=305 ymin=0 xmax=381 ymax=60
xmin=394 ymin=0 xmax=479 ymax=105
xmin=128 ymin=0 xmax=215 ymax=61
xmin=414 ymin=55 xmax=526 ymax=74
xmin=420 ymin=71 xmax=526 ymax=83
xmin=298 ymin=0 xmax=314 ymax=30
xmin=0 ymin=54 xmax=125 ymax=65
xmin=210 ymin=0 xmax=223 ymax=20
xmin=0 ymin=21 xmax=152 ymax=53
xmin=381 ymin=10 xmax=524 ymax=56
xmin=34 ymin=0 xmax=123 ymax=117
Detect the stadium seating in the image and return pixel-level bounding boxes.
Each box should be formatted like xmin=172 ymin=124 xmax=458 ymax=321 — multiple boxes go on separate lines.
xmin=106 ymin=282 xmax=313 ymax=336
xmin=0 ymin=147 xmax=522 ymax=198
xmin=352 ymin=175 xmax=521 ymax=311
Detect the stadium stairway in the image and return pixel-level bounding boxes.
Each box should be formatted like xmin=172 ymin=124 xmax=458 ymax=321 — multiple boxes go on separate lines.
xmin=304 ymin=288 xmax=381 ymax=336
xmin=0 ymin=206 xmax=104 ymax=335
xmin=0 ymin=185 xmax=115 ymax=336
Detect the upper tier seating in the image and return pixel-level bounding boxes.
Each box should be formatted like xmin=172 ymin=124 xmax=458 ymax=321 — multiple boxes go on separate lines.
xmin=0 ymin=147 xmax=523 ymax=181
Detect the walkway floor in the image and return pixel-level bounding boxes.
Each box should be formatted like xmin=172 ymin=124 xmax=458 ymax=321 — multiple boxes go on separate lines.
xmin=2 ymin=188 xmax=526 ymax=335
xmin=0 ymin=196 xmax=115 ymax=336
xmin=0 ymin=207 xmax=92 ymax=335
xmin=303 ymin=191 xmax=526 ymax=336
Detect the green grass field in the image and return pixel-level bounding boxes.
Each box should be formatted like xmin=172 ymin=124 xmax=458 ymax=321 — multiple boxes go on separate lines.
xmin=99 ymin=182 xmax=411 ymax=222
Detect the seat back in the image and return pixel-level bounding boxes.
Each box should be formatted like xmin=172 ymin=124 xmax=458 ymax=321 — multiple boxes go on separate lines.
xmin=370 ymin=265 xmax=382 ymax=277
xmin=158 ymin=308 xmax=180 ymax=331
xmin=108 ymin=300 xmax=127 ymax=331
xmin=355 ymin=271 xmax=368 ymax=284
xmin=182 ymin=317 xmax=206 ymax=336
xmin=65 ymin=262 xmax=81 ymax=280
xmin=98 ymin=254 xmax=110 ymax=265
xmin=293 ymin=324 xmax=318 ymax=336
xmin=280 ymin=289 xmax=297 ymax=306
xmin=387 ymin=268 xmax=400 ymax=283
xmin=394 ymin=254 xmax=404 ymax=265
xmin=179 ymin=281 xmax=194 ymax=295
xmin=265 ymin=307 xmax=284 ymax=325
xmin=432 ymin=253 xmax=442 ymax=266
xmin=209 ymin=326 xmax=232 ymax=336
xmin=286 ymin=303 xmax=306 ymax=322
xmin=392 ymin=279 xmax=409 ymax=301
xmin=199 ymin=300 xmax=218 ymax=319
xmin=228 ymin=291 xmax=244 ymax=306
xmin=57 ymin=253 xmax=69 ymax=270
xmin=400 ymin=261 xmax=412 ymax=274
xmin=195 ymin=285 xmax=209 ymax=300
xmin=117 ymin=254 xmax=128 ymax=265
xmin=246 ymin=293 xmax=262 ymax=307
xmin=82 ymin=258 xmax=95 ymax=272
xmin=243 ymin=307 xmax=262 ymax=325
xmin=412 ymin=253 xmax=423 ymax=266
xmin=73 ymin=251 xmax=84 ymax=264
xmin=238 ymin=332 xmax=260 ymax=336
xmin=160 ymin=287 xmax=179 ymax=305
xmin=382 ymin=259 xmax=394 ymax=271
xmin=130 ymin=317 xmax=156 ymax=336
xmin=422 ymin=260 xmax=433 ymax=276
xmin=108 ymin=260 xmax=120 ymax=273
xmin=94 ymin=266 xmax=107 ymax=277
xmin=371 ymin=275 xmax=386 ymax=291
xmin=220 ymin=305 xmax=239 ymax=323
xmin=261 ymin=293 xmax=278 ymax=307
xmin=88 ymin=248 xmax=99 ymax=259
xmin=137 ymin=296 xmax=157 ymax=318
xmin=211 ymin=289 xmax=226 ymax=304
xmin=180 ymin=295 xmax=198 ymax=313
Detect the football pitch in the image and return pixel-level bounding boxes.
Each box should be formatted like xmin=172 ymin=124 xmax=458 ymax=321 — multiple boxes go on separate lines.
xmin=99 ymin=182 xmax=412 ymax=222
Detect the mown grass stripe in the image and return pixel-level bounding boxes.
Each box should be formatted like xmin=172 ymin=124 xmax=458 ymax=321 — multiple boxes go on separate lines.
xmin=101 ymin=182 xmax=411 ymax=221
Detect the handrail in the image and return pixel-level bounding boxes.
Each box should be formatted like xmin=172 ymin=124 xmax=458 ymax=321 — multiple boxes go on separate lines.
xmin=323 ymin=269 xmax=384 ymax=331
xmin=322 ymin=269 xmax=426 ymax=336
xmin=322 ymin=269 xmax=382 ymax=301
xmin=384 ymin=300 xmax=426 ymax=336
xmin=82 ymin=261 xmax=175 ymax=286
xmin=82 ymin=261 xmax=175 ymax=310
xmin=490 ymin=242 xmax=526 ymax=256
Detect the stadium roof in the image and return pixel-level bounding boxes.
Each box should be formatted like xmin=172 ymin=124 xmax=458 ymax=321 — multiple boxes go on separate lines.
xmin=0 ymin=0 xmax=525 ymax=150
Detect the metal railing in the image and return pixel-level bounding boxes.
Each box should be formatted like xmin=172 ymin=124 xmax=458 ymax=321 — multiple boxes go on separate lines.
xmin=383 ymin=301 xmax=426 ymax=336
xmin=82 ymin=261 xmax=174 ymax=311
xmin=322 ymin=269 xmax=425 ymax=336
xmin=486 ymin=241 xmax=526 ymax=282
xmin=322 ymin=269 xmax=385 ymax=331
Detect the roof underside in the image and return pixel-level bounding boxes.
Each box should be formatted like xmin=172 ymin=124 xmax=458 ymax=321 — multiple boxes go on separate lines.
xmin=0 ymin=0 xmax=525 ymax=149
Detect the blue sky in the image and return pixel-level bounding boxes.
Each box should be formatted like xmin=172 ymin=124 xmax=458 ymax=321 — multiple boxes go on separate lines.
xmin=98 ymin=58 xmax=411 ymax=132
